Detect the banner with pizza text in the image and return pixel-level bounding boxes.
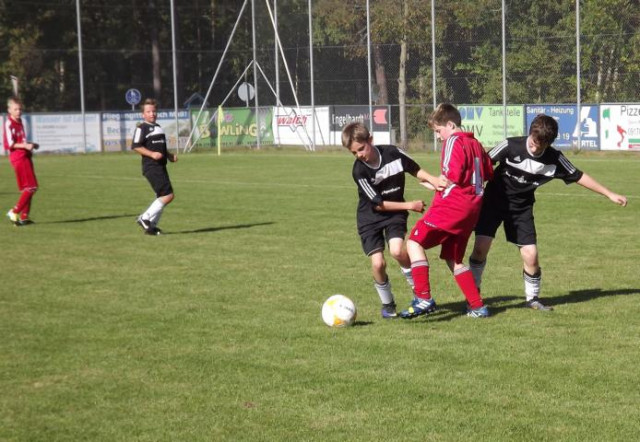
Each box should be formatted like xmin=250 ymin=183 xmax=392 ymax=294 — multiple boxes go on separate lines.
xmin=599 ymin=104 xmax=640 ymax=151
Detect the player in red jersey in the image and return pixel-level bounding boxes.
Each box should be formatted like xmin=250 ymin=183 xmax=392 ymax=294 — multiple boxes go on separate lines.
xmin=400 ymin=103 xmax=494 ymax=319
xmin=3 ymin=97 xmax=39 ymax=226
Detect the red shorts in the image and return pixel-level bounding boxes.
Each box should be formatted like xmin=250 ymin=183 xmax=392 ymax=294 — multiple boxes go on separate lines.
xmin=10 ymin=157 xmax=38 ymax=191
xmin=409 ymin=220 xmax=471 ymax=264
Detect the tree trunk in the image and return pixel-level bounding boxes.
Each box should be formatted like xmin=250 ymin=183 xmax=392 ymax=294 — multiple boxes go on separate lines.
xmin=149 ymin=0 xmax=162 ymax=99
xmin=373 ymin=45 xmax=388 ymax=105
xmin=398 ymin=0 xmax=408 ymax=148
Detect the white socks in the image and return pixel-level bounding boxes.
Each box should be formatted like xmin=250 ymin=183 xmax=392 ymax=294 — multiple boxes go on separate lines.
xmin=469 ymin=258 xmax=486 ymax=290
xmin=374 ymin=279 xmax=394 ymax=305
xmin=523 ymin=269 xmax=542 ymax=301
xmin=400 ymin=266 xmax=414 ymax=290
xmin=142 ymin=198 xmax=165 ymax=226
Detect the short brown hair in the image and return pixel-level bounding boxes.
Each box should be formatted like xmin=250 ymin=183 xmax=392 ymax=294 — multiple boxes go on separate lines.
xmin=529 ymin=114 xmax=558 ymax=147
xmin=428 ymin=103 xmax=461 ymax=128
xmin=141 ymin=98 xmax=157 ymax=110
xmin=341 ymin=122 xmax=371 ymax=148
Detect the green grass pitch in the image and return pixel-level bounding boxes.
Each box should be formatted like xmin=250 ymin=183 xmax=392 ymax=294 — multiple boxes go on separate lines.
xmin=1 ymin=150 xmax=639 ymax=441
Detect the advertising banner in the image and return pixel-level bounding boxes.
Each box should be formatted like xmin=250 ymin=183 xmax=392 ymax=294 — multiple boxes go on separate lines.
xmin=459 ymin=105 xmax=525 ymax=149
xmin=329 ymin=105 xmax=391 ymax=145
xmin=525 ymin=105 xmax=600 ymax=150
xmin=190 ymin=107 xmax=274 ymax=148
xmin=600 ymin=104 xmax=640 ymax=151
xmin=273 ymin=106 xmax=329 ymax=147
xmin=30 ymin=113 xmax=101 ymax=153
xmin=102 ymin=110 xmax=190 ymax=152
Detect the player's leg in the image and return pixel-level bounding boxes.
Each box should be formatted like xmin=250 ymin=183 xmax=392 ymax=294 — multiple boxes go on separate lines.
xmin=362 ymin=229 xmax=397 ymax=318
xmin=139 ymin=167 xmax=174 ymax=234
xmin=469 ymin=199 xmax=503 ymax=290
xmin=399 ymin=223 xmax=444 ymax=319
xmin=445 ymin=242 xmax=489 ymax=318
xmin=469 ymin=236 xmax=493 ymax=290
xmin=510 ymin=207 xmax=552 ymax=311
xmin=385 ymin=220 xmax=414 ymax=289
xmin=7 ymin=159 xmax=38 ymax=226
xmin=519 ymin=244 xmax=550 ymax=310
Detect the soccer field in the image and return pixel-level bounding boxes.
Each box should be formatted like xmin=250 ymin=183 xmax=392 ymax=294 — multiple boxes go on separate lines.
xmin=1 ymin=151 xmax=639 ymax=441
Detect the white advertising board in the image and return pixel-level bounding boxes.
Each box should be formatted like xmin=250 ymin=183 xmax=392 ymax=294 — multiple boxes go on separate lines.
xmin=30 ymin=113 xmax=101 ymax=153
xmin=272 ymin=106 xmax=331 ymax=147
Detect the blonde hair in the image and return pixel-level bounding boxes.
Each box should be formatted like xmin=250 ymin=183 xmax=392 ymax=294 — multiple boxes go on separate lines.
xmin=341 ymin=122 xmax=371 ymax=148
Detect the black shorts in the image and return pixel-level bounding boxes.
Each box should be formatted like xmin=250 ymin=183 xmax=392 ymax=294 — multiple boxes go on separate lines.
xmin=475 ymin=200 xmax=537 ymax=246
xmin=359 ymin=215 xmax=408 ymax=256
xmin=144 ymin=166 xmax=174 ymax=197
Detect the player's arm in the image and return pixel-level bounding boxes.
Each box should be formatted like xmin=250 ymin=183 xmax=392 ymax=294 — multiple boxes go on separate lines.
xmin=133 ymin=146 xmax=163 ymax=161
xmin=10 ymin=141 xmax=38 ymax=151
xmin=414 ymin=169 xmax=445 ymax=191
xmin=577 ymin=173 xmax=627 ymax=207
xmin=375 ymin=200 xmax=425 ymax=213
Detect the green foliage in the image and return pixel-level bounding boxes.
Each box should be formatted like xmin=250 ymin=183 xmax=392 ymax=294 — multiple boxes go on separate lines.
xmin=1 ymin=151 xmax=639 ymax=440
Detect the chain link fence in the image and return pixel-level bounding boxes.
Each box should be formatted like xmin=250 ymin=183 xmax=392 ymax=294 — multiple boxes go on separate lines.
xmin=5 ymin=0 xmax=639 ymax=150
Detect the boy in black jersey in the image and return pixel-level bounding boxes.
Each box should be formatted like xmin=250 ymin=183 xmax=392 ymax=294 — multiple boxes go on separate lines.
xmin=342 ymin=122 xmax=442 ymax=318
xmin=132 ymin=99 xmax=178 ymax=235
xmin=469 ymin=114 xmax=627 ymax=310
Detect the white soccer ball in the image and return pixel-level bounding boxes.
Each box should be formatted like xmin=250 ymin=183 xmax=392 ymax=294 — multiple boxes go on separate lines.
xmin=322 ymin=294 xmax=357 ymax=327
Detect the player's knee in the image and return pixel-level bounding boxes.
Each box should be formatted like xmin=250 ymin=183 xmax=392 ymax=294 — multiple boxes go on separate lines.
xmin=388 ymin=247 xmax=404 ymax=261
xmin=371 ymin=257 xmax=386 ymax=274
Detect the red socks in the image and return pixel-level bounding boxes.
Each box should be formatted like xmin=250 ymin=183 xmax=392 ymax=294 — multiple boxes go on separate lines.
xmin=411 ymin=260 xmax=431 ymax=299
xmin=454 ymin=267 xmax=484 ymax=309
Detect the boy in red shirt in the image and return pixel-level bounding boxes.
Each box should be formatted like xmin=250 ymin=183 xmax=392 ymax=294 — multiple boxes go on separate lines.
xmin=400 ymin=103 xmax=494 ymax=319
xmin=3 ymin=97 xmax=39 ymax=226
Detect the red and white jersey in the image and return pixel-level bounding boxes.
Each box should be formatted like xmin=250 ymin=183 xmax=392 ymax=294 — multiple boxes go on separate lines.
xmin=422 ymin=131 xmax=493 ymax=235
xmin=3 ymin=116 xmax=31 ymax=161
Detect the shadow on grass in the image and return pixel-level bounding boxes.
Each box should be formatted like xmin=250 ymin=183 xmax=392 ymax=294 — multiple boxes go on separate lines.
xmin=396 ymin=289 xmax=639 ymax=324
xmin=548 ymin=288 xmax=639 ymax=306
xmin=353 ymin=321 xmax=374 ymax=327
xmin=46 ymin=214 xmax=138 ymax=223
xmin=165 ymin=221 xmax=275 ymax=235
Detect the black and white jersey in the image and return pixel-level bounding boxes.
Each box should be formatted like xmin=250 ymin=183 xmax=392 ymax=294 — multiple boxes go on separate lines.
xmin=352 ymin=145 xmax=420 ymax=231
xmin=486 ymin=136 xmax=583 ymax=208
xmin=131 ymin=122 xmax=168 ymax=172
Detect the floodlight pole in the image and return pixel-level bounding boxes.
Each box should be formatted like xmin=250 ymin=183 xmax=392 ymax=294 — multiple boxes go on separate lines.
xmin=308 ymin=0 xmax=316 ymax=149
xmin=75 ymin=0 xmax=87 ymax=152
xmin=366 ymin=0 xmax=373 ymax=130
xmin=170 ymin=0 xmax=180 ymax=154
xmin=431 ymin=0 xmax=437 ymax=151
xmin=502 ymin=0 xmax=507 ymax=139
xmin=251 ymin=0 xmax=261 ymax=149
xmin=576 ymin=0 xmax=582 ymax=151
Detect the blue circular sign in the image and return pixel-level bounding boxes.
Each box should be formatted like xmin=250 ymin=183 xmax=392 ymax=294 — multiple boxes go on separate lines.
xmin=125 ymin=88 xmax=142 ymax=106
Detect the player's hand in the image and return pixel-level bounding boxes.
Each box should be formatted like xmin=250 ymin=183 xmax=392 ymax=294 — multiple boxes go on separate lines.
xmin=170 ymin=154 xmax=178 ymax=163
xmin=610 ymin=193 xmax=627 ymax=207
xmin=419 ymin=181 xmax=436 ymax=191
xmin=437 ymin=174 xmax=450 ymax=191
xmin=410 ymin=200 xmax=426 ymax=213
